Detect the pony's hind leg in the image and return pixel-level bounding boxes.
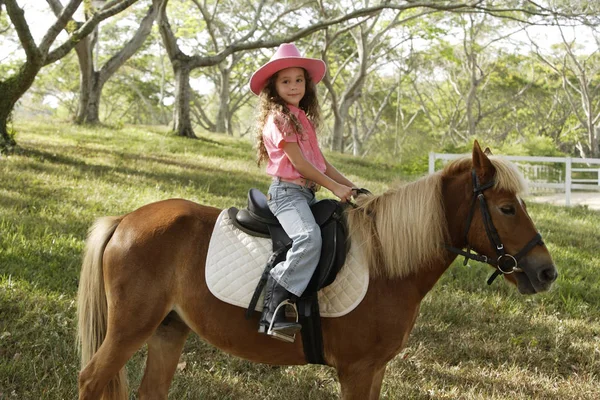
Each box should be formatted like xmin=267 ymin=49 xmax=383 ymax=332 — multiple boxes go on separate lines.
xmin=78 ymin=313 xmax=164 ymax=400
xmin=138 ymin=312 xmax=191 ymax=400
xmin=79 ymin=286 xmax=172 ymax=399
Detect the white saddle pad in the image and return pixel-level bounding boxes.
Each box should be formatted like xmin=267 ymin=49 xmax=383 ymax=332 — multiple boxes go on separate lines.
xmin=205 ymin=209 xmax=369 ymax=317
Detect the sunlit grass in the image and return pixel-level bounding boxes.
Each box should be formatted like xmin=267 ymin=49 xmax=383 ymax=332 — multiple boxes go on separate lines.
xmin=1 ymin=120 xmax=599 ymax=399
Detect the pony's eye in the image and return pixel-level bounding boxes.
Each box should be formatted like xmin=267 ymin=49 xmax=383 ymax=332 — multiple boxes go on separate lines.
xmin=500 ymin=205 xmax=516 ymax=215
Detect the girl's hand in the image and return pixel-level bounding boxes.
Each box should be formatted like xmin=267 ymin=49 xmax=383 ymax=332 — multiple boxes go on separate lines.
xmin=333 ymin=183 xmax=354 ymax=203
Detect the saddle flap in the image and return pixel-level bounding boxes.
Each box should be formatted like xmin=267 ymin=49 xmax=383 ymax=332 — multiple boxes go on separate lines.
xmin=311 ymin=199 xmax=340 ymax=226
xmin=304 ymin=219 xmax=347 ymax=293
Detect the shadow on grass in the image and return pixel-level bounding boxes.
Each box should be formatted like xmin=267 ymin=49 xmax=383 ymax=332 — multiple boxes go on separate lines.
xmin=0 ymin=191 xmax=25 ymax=210
xmin=17 ymin=145 xmax=269 ymax=202
xmin=385 ymin=355 xmax=569 ymax=399
xmin=411 ymin=289 xmax=598 ymax=379
xmin=1 ymin=145 xmax=273 ymax=295
xmin=150 ymin=337 xmax=337 ymax=400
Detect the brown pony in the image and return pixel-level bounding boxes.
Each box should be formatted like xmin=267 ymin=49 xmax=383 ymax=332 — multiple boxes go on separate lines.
xmin=76 ymin=142 xmax=557 ymax=399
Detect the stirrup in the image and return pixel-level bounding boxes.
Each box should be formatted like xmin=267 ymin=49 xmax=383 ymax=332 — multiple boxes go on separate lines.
xmin=260 ymin=299 xmax=300 ymax=343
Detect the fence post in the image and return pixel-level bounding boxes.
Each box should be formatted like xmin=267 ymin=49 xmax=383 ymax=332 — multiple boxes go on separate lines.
xmin=429 ymin=152 xmax=435 ymax=174
xmin=565 ymin=157 xmax=572 ymax=206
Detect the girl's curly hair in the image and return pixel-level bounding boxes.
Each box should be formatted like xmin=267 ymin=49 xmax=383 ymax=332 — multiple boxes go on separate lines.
xmin=255 ymin=68 xmax=321 ymax=166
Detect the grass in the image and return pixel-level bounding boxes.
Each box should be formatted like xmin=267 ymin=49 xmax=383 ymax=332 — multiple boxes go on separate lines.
xmin=1 ymin=120 xmax=599 ymax=399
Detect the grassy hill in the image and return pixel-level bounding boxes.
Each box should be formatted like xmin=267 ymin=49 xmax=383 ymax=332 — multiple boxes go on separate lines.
xmin=1 ymin=121 xmax=599 ymax=399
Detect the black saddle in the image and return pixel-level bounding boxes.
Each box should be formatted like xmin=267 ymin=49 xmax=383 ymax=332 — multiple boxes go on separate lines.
xmin=227 ymin=188 xmax=350 ymax=365
xmin=229 ymin=188 xmax=348 ymax=292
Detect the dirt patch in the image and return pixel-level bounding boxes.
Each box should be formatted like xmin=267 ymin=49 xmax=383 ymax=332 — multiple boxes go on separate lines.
xmin=528 ymin=192 xmax=600 ymax=210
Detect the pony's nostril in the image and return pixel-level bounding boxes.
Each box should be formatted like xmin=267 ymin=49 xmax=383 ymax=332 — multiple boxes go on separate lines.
xmin=539 ymin=266 xmax=558 ymax=283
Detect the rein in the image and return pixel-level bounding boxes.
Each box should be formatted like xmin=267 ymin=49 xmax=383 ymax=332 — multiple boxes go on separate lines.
xmin=445 ymin=170 xmax=544 ymax=285
xmin=347 ymin=187 xmax=372 ymax=208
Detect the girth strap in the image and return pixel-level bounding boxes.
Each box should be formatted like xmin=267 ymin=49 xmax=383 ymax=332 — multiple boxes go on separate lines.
xmin=297 ymin=293 xmax=325 ymax=365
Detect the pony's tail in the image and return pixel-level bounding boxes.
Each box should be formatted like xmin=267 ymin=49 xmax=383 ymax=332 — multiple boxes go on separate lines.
xmin=77 ymin=216 xmax=127 ymax=400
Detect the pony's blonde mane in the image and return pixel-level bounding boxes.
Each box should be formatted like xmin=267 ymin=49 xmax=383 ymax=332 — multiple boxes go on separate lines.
xmin=347 ymin=155 xmax=527 ymax=278
xmin=347 ymin=173 xmax=448 ymax=279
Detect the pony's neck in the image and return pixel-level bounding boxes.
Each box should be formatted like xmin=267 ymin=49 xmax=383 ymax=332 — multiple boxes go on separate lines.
xmin=408 ymin=172 xmax=472 ymax=298
xmin=348 ymin=172 xmax=453 ymax=283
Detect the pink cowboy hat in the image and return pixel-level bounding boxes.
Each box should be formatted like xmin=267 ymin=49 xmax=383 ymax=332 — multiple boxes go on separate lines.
xmin=249 ymin=43 xmax=326 ymax=95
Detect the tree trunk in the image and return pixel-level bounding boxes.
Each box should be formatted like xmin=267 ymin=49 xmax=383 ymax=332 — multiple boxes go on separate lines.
xmin=588 ymin=124 xmax=599 ymax=159
xmin=586 ymin=98 xmax=598 ymax=158
xmin=227 ymin=115 xmax=233 ymax=136
xmin=82 ymin=75 xmax=104 ymax=124
xmin=351 ymin=115 xmax=361 ymax=156
xmin=0 ymin=90 xmax=16 ymax=149
xmin=74 ymin=0 xmax=160 ymax=125
xmin=594 ymin=126 xmax=600 ymax=158
xmin=214 ymin=66 xmax=230 ymax=134
xmin=74 ymin=33 xmax=95 ymax=124
xmin=331 ymin=106 xmax=347 ymax=152
xmin=173 ymin=64 xmax=196 ymax=138
xmin=0 ymin=65 xmax=42 ymax=150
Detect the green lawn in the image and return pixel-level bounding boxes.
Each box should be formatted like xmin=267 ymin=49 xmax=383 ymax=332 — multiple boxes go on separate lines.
xmin=1 ymin=121 xmax=599 ymax=399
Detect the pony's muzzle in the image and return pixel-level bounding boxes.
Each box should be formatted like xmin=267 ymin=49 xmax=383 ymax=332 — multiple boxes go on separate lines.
xmin=538 ymin=264 xmax=558 ymax=284
xmin=516 ymin=258 xmax=558 ymax=294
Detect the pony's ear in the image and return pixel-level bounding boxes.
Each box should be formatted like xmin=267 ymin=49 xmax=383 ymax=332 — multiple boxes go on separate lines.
xmin=484 ymin=147 xmax=493 ymax=156
xmin=472 ymin=140 xmax=495 ymax=182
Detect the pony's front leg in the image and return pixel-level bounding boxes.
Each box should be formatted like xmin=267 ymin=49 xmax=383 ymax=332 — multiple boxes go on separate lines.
xmin=337 ymin=363 xmax=387 ymax=400
xmin=369 ymin=365 xmax=387 ymax=400
xmin=138 ymin=315 xmax=190 ymax=400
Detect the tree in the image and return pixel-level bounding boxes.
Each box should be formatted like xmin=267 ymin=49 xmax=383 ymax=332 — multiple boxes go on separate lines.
xmin=531 ymin=25 xmax=600 ymax=158
xmin=187 ymin=0 xmax=260 ymax=135
xmin=318 ymin=5 xmax=422 ymax=153
xmin=407 ymin=10 xmax=539 ymax=147
xmin=48 ymin=0 xmax=161 ymax=125
xmin=357 ymin=37 xmax=423 ymax=161
xmin=105 ymin=33 xmax=174 ymax=125
xmin=0 ymin=0 xmax=138 ymax=150
xmin=157 ymin=0 xmax=484 ymax=139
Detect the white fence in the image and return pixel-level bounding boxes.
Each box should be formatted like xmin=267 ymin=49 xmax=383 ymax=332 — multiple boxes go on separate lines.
xmin=428 ymin=153 xmax=600 ymax=206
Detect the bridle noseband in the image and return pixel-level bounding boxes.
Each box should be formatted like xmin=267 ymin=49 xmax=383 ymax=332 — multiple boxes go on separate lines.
xmin=445 ymin=170 xmax=544 ymax=285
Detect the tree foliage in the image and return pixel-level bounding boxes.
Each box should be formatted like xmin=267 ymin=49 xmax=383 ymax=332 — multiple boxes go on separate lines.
xmin=1 ymin=0 xmax=598 ymax=159
xmin=0 ymin=0 xmax=139 ymax=151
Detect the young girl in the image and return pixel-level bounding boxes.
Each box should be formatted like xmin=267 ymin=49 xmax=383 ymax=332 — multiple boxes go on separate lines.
xmin=250 ymin=43 xmax=356 ymax=340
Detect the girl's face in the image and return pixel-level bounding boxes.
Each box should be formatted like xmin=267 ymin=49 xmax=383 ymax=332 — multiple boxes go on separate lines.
xmin=274 ymin=67 xmax=306 ymax=107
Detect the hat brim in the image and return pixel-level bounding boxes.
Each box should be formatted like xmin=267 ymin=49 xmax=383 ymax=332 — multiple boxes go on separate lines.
xmin=249 ymin=57 xmax=326 ymax=95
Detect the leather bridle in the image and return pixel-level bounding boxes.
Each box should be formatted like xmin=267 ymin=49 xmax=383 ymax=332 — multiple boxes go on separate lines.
xmin=445 ymin=170 xmax=544 ymax=285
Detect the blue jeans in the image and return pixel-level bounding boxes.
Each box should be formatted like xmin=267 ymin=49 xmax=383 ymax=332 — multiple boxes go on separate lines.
xmin=267 ymin=180 xmax=321 ymax=297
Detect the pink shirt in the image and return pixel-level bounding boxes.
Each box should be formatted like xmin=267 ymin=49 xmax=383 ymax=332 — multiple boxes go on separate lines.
xmin=263 ymin=105 xmax=326 ymax=180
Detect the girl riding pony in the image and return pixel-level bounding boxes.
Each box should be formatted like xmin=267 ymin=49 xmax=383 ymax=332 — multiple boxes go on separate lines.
xmin=251 ymin=43 xmax=356 ymax=340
